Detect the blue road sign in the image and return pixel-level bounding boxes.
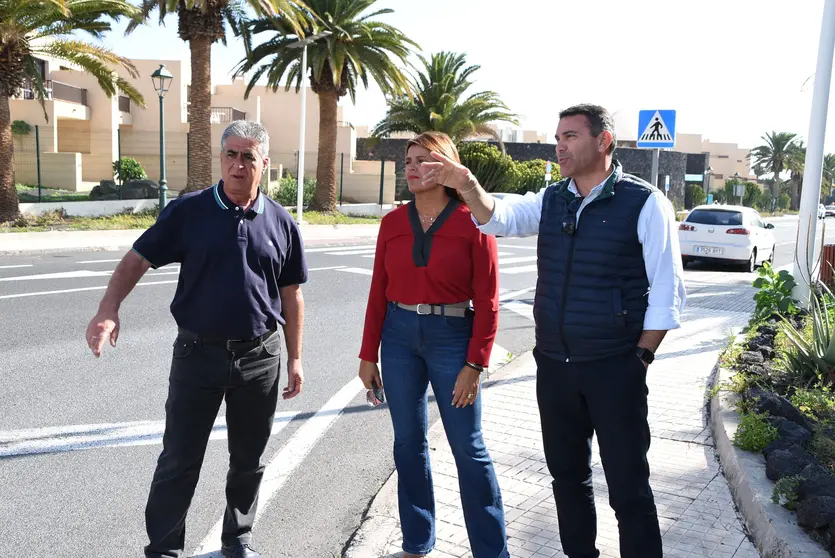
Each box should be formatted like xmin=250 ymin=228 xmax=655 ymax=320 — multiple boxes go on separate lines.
xmin=637 ymin=110 xmax=676 ymax=148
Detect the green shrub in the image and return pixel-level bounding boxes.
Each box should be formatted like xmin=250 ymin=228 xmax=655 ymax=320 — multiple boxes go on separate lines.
xmin=514 ymin=159 xmax=561 ymax=194
xmin=752 ymin=262 xmax=798 ymax=320
xmin=458 ymin=142 xmax=518 ymax=193
xmin=457 ymin=142 xmax=561 ymax=194
xmin=733 ymin=411 xmax=778 ymax=452
xmin=686 ymin=184 xmax=706 ymax=207
xmin=113 ymin=157 xmax=147 ymax=182
xmin=790 ymin=388 xmax=835 ymax=423
xmin=778 ymin=193 xmax=791 ymax=210
xmin=269 ymin=176 xmax=315 ymax=208
xmin=772 ymin=474 xmax=804 ymax=509
xmin=11 ymin=120 xmax=31 ymax=136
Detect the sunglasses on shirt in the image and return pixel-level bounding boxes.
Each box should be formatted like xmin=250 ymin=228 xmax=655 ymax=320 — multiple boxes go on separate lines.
xmin=562 ymin=197 xmax=583 ymax=236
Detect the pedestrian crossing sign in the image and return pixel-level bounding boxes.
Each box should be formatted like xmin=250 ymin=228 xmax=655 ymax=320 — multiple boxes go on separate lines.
xmin=637 ymin=110 xmax=676 ymax=149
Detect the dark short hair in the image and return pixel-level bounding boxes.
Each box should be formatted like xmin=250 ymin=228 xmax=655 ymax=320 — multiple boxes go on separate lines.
xmin=558 ymin=104 xmax=616 ymax=154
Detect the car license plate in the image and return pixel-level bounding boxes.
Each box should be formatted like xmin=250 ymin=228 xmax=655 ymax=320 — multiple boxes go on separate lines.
xmin=695 ymin=246 xmax=723 ymax=255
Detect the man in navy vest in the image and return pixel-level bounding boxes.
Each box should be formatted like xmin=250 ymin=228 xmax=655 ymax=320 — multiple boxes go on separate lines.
xmin=420 ymin=104 xmax=686 ymax=558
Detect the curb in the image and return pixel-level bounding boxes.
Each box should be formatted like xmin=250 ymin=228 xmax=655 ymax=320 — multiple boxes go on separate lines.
xmin=343 ymin=350 xmax=535 ymax=558
xmin=710 ymin=366 xmax=830 ymax=557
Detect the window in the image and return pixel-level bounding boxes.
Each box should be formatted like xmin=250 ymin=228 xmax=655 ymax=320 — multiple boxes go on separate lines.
xmin=686 ymin=209 xmax=743 ymax=226
xmin=714 ymin=174 xmax=724 ymax=180
xmin=717 ymin=155 xmax=729 ymax=159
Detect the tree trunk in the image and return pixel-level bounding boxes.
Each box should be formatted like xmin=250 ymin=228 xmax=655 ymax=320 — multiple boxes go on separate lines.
xmin=311 ymin=88 xmax=338 ymax=212
xmin=0 ymin=95 xmax=20 ymax=223
xmin=183 ymin=36 xmax=213 ymax=192
xmin=791 ymin=174 xmax=800 ymax=210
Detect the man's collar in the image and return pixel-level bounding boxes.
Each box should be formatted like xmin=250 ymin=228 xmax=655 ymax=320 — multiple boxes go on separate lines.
xmin=213 ymin=180 xmax=265 ymax=214
xmin=559 ymin=159 xmax=622 ymax=201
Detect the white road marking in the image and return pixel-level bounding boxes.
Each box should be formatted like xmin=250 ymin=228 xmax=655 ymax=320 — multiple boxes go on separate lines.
xmin=498 ymin=244 xmax=537 ymax=250
xmin=76 ymin=259 xmax=123 ymax=264
xmin=498 ymin=256 xmax=537 ymax=266
xmin=0 ymin=264 xmax=33 ymax=269
xmin=0 ymin=412 xmax=299 ymax=458
xmin=499 ymin=287 xmax=535 ymax=302
xmin=0 ymin=279 xmax=179 ymax=300
xmin=501 ymin=265 xmax=538 ymax=275
xmin=193 ymin=377 xmax=366 ymax=555
xmin=504 ymin=300 xmax=534 ymax=321
xmin=0 ymin=269 xmax=113 ymax=281
xmin=302 ymin=245 xmax=375 ymax=253
xmin=308 ymin=265 xmax=346 ymax=272
xmin=338 ymin=267 xmax=374 ymax=276
xmin=324 ymin=249 xmax=377 ymax=256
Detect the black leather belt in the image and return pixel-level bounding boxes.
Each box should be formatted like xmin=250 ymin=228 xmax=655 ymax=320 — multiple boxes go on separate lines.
xmin=178 ymin=327 xmax=277 ymax=352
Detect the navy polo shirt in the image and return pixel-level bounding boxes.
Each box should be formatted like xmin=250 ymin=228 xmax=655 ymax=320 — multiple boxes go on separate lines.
xmin=132 ymin=181 xmax=308 ymax=339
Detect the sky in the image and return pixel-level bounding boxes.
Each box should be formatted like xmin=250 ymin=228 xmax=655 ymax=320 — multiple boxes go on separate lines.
xmin=100 ymin=0 xmax=833 ymax=152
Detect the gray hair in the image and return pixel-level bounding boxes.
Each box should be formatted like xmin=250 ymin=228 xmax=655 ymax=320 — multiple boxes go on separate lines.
xmin=220 ymin=120 xmax=270 ymax=157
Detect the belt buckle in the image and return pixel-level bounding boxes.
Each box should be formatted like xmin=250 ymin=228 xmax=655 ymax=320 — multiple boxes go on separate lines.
xmin=415 ymin=303 xmax=432 ymax=316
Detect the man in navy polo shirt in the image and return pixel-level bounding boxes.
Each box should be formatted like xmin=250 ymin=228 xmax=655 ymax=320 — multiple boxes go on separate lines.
xmin=84 ymin=120 xmax=307 ymax=558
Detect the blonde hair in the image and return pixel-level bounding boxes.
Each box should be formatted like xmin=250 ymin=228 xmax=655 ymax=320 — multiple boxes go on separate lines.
xmin=405 ymin=131 xmax=461 ymax=200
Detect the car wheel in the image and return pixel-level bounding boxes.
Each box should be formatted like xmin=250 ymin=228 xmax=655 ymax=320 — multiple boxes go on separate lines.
xmin=768 ymin=245 xmax=775 ymax=265
xmin=744 ymin=249 xmax=757 ymax=273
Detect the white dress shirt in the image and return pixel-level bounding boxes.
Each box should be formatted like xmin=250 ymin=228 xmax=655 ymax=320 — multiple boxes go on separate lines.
xmin=476 ymin=174 xmax=686 ymax=331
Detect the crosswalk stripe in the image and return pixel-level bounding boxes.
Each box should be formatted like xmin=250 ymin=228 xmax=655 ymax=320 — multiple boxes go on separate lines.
xmin=497 ymin=256 xmax=537 ymax=265
xmin=338 ymin=267 xmax=374 ymax=276
xmin=0 ymin=412 xmax=299 ymax=458
xmin=302 ymin=245 xmax=375 ymax=253
xmin=501 ymin=265 xmax=538 ymax=275
xmin=324 ymin=249 xmax=377 ymax=256
xmin=504 ymin=300 xmax=534 ymax=320
xmin=194 ymin=377 xmax=366 ymax=555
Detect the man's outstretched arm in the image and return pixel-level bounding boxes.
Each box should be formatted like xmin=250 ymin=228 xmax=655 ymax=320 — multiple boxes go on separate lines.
xmin=85 ymin=250 xmax=151 ymax=357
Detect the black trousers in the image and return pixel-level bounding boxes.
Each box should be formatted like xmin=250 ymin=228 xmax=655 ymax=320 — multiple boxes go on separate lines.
xmin=534 ymin=347 xmax=662 ymax=558
xmin=143 ymin=329 xmax=283 ymax=558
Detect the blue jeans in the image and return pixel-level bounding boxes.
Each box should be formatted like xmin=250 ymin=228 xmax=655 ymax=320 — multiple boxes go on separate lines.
xmin=381 ymin=302 xmax=508 ymax=557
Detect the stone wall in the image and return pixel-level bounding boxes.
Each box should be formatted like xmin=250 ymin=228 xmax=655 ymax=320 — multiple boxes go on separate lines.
xmin=355 ymin=137 xmax=709 ymax=209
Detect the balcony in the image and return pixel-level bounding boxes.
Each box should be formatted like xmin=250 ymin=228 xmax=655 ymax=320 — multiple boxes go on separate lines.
xmin=15 ymin=79 xmax=88 ymax=106
xmin=187 ymin=107 xmax=246 ymax=124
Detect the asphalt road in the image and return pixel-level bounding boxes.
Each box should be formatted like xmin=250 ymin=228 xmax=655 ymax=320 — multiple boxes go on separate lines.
xmin=0 ymin=214 xmax=830 ymax=558
xmin=0 ymin=236 xmax=540 ymax=558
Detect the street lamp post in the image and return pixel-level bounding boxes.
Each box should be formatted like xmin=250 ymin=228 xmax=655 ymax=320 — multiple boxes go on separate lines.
xmin=733 ymin=172 xmax=742 ymax=205
xmin=794 ymin=0 xmax=835 ymax=305
xmin=151 ymin=64 xmax=174 ymax=212
xmin=287 ymin=30 xmax=332 ymax=222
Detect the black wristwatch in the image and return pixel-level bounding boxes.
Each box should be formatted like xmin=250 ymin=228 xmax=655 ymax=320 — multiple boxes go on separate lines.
xmin=636 ymin=347 xmax=655 ymax=365
xmin=465 ymin=362 xmax=485 ymax=373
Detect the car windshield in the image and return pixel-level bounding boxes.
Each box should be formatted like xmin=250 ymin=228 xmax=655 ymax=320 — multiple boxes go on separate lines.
xmin=686 ymin=209 xmax=743 ymax=226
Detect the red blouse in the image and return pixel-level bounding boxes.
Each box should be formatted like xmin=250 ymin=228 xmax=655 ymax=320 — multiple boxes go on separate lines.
xmin=358 ymin=202 xmax=499 ymax=366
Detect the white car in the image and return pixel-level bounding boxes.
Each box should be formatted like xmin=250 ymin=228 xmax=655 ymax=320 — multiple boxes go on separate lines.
xmin=678 ymin=205 xmax=776 ymax=272
xmin=820 ymin=204 xmax=827 ymax=219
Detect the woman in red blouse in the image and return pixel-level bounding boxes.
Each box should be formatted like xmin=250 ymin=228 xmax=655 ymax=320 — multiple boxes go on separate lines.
xmin=358 ymin=132 xmax=508 ymax=558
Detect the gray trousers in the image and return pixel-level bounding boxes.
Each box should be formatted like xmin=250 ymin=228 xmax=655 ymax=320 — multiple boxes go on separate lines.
xmin=143 ymin=329 xmax=283 ymax=558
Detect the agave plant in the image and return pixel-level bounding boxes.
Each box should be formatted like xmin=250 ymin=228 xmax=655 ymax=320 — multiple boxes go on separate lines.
xmin=779 ymin=283 xmax=835 ymax=387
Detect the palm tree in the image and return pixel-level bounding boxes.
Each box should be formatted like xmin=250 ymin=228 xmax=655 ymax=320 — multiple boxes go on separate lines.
xmin=0 ymin=0 xmax=145 ymax=223
xmin=128 ymin=0 xmax=302 ymax=193
xmin=748 ymin=131 xmax=799 ymax=208
xmin=372 ymin=51 xmax=519 ymax=144
xmin=235 ymin=0 xmax=417 ymax=212
xmin=786 ymin=140 xmax=805 ymax=208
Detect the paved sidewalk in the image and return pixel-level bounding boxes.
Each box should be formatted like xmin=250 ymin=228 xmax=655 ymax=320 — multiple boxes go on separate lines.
xmin=346 ymin=271 xmax=762 ymax=558
xmin=0 ymin=223 xmax=380 ymax=254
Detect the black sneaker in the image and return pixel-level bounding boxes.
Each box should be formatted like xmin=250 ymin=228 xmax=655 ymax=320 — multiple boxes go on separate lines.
xmin=220 ymin=543 xmax=262 ymax=558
